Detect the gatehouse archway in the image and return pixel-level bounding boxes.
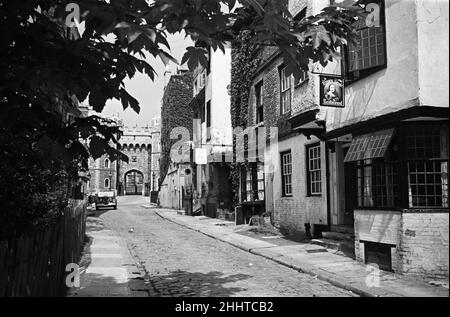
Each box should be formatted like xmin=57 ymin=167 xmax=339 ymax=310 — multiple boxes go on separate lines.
xmin=124 ymin=170 xmax=144 ymax=195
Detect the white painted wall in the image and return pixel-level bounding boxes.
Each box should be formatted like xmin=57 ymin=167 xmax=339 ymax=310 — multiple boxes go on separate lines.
xmin=270 ymin=134 xmax=328 ymax=233
xmin=323 ymin=0 xmax=422 ymax=132
xmin=416 ymin=0 xmax=449 ymax=108
xmin=321 ymin=0 xmax=449 ymax=133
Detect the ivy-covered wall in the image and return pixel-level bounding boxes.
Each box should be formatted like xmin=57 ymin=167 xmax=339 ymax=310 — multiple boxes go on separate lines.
xmin=229 ymin=31 xmax=261 ymax=207
xmin=160 ymin=73 xmax=193 ymax=186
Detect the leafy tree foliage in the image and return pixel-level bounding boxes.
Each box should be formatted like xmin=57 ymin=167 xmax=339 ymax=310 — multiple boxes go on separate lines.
xmin=0 ymin=0 xmax=363 ymax=233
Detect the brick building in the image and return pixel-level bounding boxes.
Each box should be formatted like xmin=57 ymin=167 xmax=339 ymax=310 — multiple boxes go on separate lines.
xmin=233 ymin=0 xmax=448 ymax=278
xmin=235 ymin=1 xmax=327 ymax=233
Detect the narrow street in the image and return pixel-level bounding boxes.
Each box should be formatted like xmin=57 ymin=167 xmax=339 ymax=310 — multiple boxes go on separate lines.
xmin=90 ymin=196 xmax=355 ymax=297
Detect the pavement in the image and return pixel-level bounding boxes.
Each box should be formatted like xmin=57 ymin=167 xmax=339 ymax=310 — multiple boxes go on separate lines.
xmin=149 ymin=206 xmax=449 ymax=298
xmin=67 ymin=215 xmax=149 ymax=297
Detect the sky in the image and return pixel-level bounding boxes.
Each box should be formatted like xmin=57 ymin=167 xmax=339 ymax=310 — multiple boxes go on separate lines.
xmin=101 ymin=32 xmax=193 ymax=127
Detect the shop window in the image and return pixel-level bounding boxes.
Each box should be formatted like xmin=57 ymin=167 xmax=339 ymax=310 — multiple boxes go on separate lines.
xmin=407 ymin=124 xmax=448 ymax=208
xmin=306 ymin=143 xmax=322 ymax=196
xmin=345 ymin=123 xmax=448 ymax=209
xmin=356 ymin=159 xmax=399 ymax=207
xmin=281 ymin=151 xmax=293 ymax=197
xmin=241 ymin=163 xmax=265 ymax=202
xmin=345 ymin=129 xmax=399 ymax=208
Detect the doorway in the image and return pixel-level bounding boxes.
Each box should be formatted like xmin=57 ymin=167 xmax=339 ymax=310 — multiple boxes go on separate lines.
xmin=343 ymin=147 xmax=356 ymax=226
xmin=125 ymin=170 xmax=144 ymax=195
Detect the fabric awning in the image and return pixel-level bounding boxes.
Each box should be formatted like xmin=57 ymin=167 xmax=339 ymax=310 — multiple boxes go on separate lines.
xmin=344 ymin=128 xmax=395 ymax=162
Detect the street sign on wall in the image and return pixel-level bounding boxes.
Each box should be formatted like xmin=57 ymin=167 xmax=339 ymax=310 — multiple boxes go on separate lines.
xmin=194 ymin=148 xmax=207 ymax=165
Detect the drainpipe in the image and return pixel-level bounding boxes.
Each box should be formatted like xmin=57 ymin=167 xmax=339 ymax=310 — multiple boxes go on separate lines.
xmin=325 ymin=141 xmax=332 ymax=233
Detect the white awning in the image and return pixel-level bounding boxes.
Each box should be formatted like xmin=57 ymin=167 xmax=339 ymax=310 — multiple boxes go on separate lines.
xmin=344 ymin=128 xmax=395 ymax=162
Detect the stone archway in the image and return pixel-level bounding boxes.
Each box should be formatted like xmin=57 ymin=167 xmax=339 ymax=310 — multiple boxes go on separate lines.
xmin=124 ymin=170 xmax=144 ymax=195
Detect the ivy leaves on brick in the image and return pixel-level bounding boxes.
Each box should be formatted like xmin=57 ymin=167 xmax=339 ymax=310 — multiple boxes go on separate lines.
xmin=229 ymin=30 xmax=261 ymax=207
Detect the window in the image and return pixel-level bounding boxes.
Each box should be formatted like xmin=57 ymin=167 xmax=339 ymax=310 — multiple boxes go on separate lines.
xmin=256 ymin=164 xmax=265 ymax=201
xmin=104 ymin=178 xmax=110 ymax=189
xmin=345 ymin=0 xmax=386 ymax=83
xmin=294 ymin=69 xmax=309 ymax=87
xmin=200 ymin=71 xmax=206 ymax=88
xmin=356 ymin=158 xmax=399 ymax=207
xmin=347 ymin=129 xmax=399 ymax=208
xmin=280 ymin=67 xmax=292 ymax=114
xmin=104 ymin=159 xmax=110 ymax=169
xmin=346 ymin=124 xmax=448 ymax=209
xmin=407 ymin=125 xmax=448 ymax=208
xmin=241 ymin=163 xmax=265 ymax=202
xmin=281 ymin=151 xmax=293 ymax=197
xmin=194 ymin=71 xmax=206 ymax=95
xmin=307 ymin=143 xmax=322 ymax=195
xmin=245 ymin=168 xmax=253 ymax=202
xmin=255 ymin=81 xmax=264 ymax=123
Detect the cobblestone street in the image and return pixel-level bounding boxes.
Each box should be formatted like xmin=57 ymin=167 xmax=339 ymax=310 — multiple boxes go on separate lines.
xmin=95 ymin=196 xmax=356 ymax=297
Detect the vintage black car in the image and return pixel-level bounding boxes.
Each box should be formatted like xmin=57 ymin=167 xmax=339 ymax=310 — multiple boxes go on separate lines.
xmin=94 ymin=191 xmax=117 ymax=210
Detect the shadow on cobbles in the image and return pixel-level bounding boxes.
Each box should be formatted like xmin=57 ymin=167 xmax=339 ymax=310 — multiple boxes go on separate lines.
xmin=148 ymin=271 xmax=251 ymax=297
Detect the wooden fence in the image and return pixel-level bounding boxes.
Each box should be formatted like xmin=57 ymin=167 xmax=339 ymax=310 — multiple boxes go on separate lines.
xmin=0 ymin=200 xmax=87 ymax=297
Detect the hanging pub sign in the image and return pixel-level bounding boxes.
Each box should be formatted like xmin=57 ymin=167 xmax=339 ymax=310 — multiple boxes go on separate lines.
xmin=320 ymin=75 xmax=345 ymax=108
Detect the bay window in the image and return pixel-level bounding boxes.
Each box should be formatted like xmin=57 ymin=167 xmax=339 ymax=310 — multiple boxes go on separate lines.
xmin=407 ymin=125 xmax=448 ymax=208
xmin=345 ymin=123 xmax=449 ymax=209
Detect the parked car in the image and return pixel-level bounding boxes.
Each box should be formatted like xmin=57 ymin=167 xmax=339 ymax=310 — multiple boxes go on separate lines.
xmin=94 ymin=191 xmax=117 ymax=210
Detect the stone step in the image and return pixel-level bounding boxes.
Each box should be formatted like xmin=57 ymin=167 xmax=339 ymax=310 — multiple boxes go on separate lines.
xmin=330 ymin=225 xmax=354 ymax=235
xmin=311 ymin=238 xmax=342 ymax=250
xmin=310 ymin=238 xmax=355 ymax=258
xmin=322 ymin=231 xmax=354 ymax=241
